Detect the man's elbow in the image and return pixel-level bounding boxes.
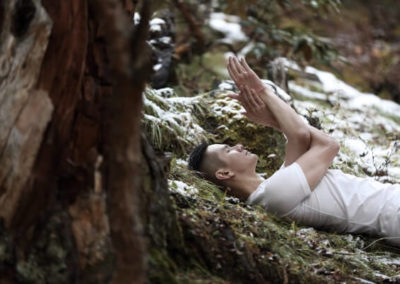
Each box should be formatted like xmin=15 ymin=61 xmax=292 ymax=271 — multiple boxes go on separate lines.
xmin=328 ymin=139 xmax=340 ymax=155
xmin=296 ymin=129 xmax=311 ymax=146
xmin=286 ymin=128 xmax=311 ymax=148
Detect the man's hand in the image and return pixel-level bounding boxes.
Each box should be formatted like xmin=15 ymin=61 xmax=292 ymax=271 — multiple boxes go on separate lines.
xmin=227 ymin=56 xmax=266 ymax=93
xmin=228 ymin=85 xmax=280 ymax=130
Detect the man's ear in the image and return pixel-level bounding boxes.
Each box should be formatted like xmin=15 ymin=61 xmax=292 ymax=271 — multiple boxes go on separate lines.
xmin=215 ymin=168 xmax=235 ymax=180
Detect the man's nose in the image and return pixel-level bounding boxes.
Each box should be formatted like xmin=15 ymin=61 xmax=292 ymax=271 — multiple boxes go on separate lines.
xmin=236 ymin=144 xmax=243 ymax=151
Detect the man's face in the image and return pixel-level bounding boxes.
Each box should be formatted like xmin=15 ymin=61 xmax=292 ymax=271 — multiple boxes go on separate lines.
xmin=206 ymin=143 xmax=258 ymax=175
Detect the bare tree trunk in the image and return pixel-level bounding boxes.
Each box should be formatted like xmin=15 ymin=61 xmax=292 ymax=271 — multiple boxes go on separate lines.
xmin=89 ymin=0 xmax=151 ymax=283
xmin=0 ymin=0 xmax=153 ymax=282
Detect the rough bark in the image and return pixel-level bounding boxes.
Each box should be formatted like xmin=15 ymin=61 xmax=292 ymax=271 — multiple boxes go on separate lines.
xmin=0 ymin=0 xmax=53 ymax=229
xmin=89 ymin=0 xmax=152 ymax=282
xmin=0 ymin=0 xmax=154 ymax=282
xmin=7 ymin=0 xmax=93 ymax=247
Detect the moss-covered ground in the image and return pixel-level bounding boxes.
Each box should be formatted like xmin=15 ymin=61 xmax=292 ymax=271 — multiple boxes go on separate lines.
xmin=142 ymin=72 xmax=400 ymax=282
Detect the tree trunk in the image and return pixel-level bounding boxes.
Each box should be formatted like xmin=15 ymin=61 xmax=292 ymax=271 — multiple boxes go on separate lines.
xmin=0 ymin=0 xmax=161 ymax=282
xmin=89 ymin=0 xmax=151 ymax=282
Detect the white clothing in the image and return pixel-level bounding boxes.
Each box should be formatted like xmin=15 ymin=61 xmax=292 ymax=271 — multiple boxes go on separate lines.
xmin=247 ymin=162 xmax=400 ymax=246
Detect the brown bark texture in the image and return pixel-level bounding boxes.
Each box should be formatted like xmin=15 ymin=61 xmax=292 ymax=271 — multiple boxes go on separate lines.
xmin=0 ymin=0 xmax=53 ymax=230
xmin=89 ymin=0 xmax=151 ymax=282
xmin=0 ymin=0 xmax=155 ymax=283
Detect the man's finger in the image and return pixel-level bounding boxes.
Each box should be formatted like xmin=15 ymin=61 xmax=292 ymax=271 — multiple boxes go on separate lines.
xmin=227 ymin=93 xmax=240 ymax=100
xmin=242 ymin=86 xmax=253 ymax=110
xmin=232 ymin=56 xmax=245 ymax=75
xmin=228 ymin=57 xmax=240 ymax=78
xmin=238 ymin=89 xmax=248 ymax=109
xmin=227 ymin=66 xmax=238 ymax=82
xmin=228 ymin=92 xmax=246 ymax=106
xmin=227 ymin=59 xmax=236 ymax=81
xmin=227 ymin=58 xmax=239 ymax=82
xmin=240 ymin=57 xmax=252 ymax=73
xmin=248 ymin=87 xmax=259 ymax=109
xmin=252 ymin=88 xmax=265 ymax=106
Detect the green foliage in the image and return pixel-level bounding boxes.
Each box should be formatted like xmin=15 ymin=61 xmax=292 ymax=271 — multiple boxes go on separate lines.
xmin=217 ymin=0 xmax=340 ymax=64
xmin=165 ymin=0 xmax=343 ymax=93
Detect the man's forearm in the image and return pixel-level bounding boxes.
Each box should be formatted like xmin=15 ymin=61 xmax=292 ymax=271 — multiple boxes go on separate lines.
xmin=260 ymin=88 xmax=310 ymax=140
xmin=271 ymin=110 xmax=333 ymax=147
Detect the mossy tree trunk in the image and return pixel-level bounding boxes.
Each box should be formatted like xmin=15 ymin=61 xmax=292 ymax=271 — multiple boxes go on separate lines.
xmin=0 ymin=0 xmax=173 ymax=283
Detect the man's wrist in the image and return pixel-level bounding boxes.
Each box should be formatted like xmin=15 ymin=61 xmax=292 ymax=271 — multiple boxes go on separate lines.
xmin=255 ymin=85 xmax=266 ymax=93
xmin=259 ymin=88 xmax=274 ymax=103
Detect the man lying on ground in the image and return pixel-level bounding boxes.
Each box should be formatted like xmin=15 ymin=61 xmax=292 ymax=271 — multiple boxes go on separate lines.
xmin=188 ymin=56 xmax=400 ymax=247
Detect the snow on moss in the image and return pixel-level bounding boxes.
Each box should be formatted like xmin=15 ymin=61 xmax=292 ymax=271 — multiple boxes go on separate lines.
xmin=168 ymin=179 xmax=198 ymax=197
xmin=142 ymin=88 xmax=209 ymax=154
xmin=286 ymin=63 xmax=400 ymax=183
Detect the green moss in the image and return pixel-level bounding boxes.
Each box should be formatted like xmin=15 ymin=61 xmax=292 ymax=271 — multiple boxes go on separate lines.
xmin=15 ymin=213 xmax=73 ymax=284
xmin=148 ymin=249 xmax=178 ymax=284
xmin=165 ymin=146 xmax=400 ymax=283
xmin=170 ymin=158 xmax=224 ymax=201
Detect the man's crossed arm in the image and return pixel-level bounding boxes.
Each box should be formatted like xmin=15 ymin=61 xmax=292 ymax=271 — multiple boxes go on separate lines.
xmin=226 ymin=56 xmax=340 ymax=190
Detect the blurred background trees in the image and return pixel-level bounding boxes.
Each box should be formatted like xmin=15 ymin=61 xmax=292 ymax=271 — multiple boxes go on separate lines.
xmin=151 ymin=0 xmax=400 ymax=102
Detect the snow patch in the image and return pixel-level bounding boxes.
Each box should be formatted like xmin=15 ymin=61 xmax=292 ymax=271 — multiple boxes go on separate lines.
xmin=209 ymin=12 xmax=247 ymax=44
xmin=305 ymin=66 xmax=362 ymax=99
xmin=150 ymin=18 xmax=166 ymax=32
xmin=168 ymin=179 xmax=198 ymax=197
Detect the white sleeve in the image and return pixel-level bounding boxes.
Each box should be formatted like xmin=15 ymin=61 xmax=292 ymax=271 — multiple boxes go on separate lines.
xmin=248 ymin=162 xmax=311 ymax=216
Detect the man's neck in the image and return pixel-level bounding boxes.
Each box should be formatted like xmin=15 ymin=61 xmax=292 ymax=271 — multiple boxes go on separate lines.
xmin=228 ymin=172 xmax=264 ymax=201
